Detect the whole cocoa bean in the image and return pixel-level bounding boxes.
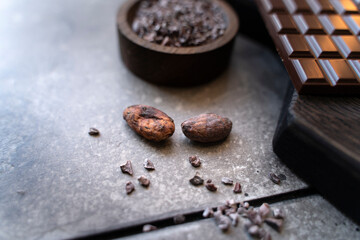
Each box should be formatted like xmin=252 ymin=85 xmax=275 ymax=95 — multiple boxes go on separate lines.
xmin=123 ymin=105 xmax=175 ymax=142
xmin=181 ymin=113 xmax=232 ymax=143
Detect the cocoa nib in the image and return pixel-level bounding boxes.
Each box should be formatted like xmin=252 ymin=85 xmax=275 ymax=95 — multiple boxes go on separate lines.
xmin=203 ymin=207 xmax=214 ymax=218
xmin=221 ymin=177 xmax=233 ymax=185
xmin=173 ymin=214 xmax=186 ymax=224
xmin=138 ymin=176 xmax=150 ymax=187
xmin=189 ymin=172 xmax=204 ymax=186
xmin=189 ymin=155 xmax=201 ymax=167
xmin=120 ymin=161 xmax=133 ymax=175
xmin=265 ymin=217 xmax=284 ymax=232
xmin=247 ymin=225 xmax=261 ymax=237
xmin=142 ymin=224 xmax=157 ymax=232
xmin=125 ymin=181 xmax=135 ymax=194
xmin=273 ymin=208 xmax=285 ymax=219
xmin=243 ymin=202 xmax=250 ymax=209
xmin=132 ymin=0 xmax=227 ymax=47
xmin=88 ymin=127 xmax=100 ymax=136
xmin=269 ymin=172 xmax=281 ymax=184
xmin=205 ymin=179 xmax=217 ymax=192
xmin=229 ymin=213 xmax=239 ymax=226
xmin=259 ymin=203 xmax=271 ymax=219
xmin=247 ymin=209 xmax=263 ymax=226
xmin=144 ymin=159 xmax=155 ymax=170
xmin=214 ymin=211 xmax=231 ymax=231
xmin=233 ymin=182 xmax=242 ymax=193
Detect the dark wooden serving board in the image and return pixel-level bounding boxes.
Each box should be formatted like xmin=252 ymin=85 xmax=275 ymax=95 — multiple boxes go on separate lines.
xmin=273 ymin=83 xmax=360 ymax=223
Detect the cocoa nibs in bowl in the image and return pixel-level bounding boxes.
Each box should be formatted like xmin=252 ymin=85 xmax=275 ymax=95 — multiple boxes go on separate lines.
xmin=132 ymin=0 xmax=227 ymax=47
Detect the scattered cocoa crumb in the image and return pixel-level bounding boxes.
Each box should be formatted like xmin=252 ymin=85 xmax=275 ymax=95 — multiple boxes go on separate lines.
xmin=226 ymin=199 xmax=237 ymax=209
xmin=233 ymin=182 xmax=242 ymax=193
xmin=203 ymin=207 xmax=214 ymax=218
xmin=214 ymin=211 xmax=231 ymax=231
xmin=269 ymin=172 xmax=281 ymax=184
xmin=245 ymin=193 xmax=249 ymax=197
xmin=88 ymin=127 xmax=100 ymax=136
xmin=265 ymin=217 xmax=284 ymax=232
xmin=204 ymin=200 xmax=285 ymax=239
xmin=125 ymin=181 xmax=135 ymax=194
xmin=225 ymin=207 xmax=237 ymax=216
xmin=259 ymin=203 xmax=271 ymax=219
xmin=173 ymin=214 xmax=186 ymax=224
xmin=248 ymin=225 xmax=261 ymax=237
xmin=144 ymin=159 xmax=155 ymax=170
xmin=247 ymin=209 xmax=263 ymax=226
xmin=273 ymin=208 xmax=285 ymax=219
xmin=229 ymin=213 xmax=239 ymax=226
xmin=221 ymin=177 xmax=233 ymax=185
xmin=189 ymin=156 xmax=201 ymax=167
xmin=143 ymin=224 xmax=157 ymax=232
xmin=189 ymin=172 xmax=204 ymax=186
xmin=205 ymin=179 xmax=217 ymax=192
xmin=120 ymin=161 xmax=133 ymax=175
xmin=138 ymin=176 xmax=150 ymax=187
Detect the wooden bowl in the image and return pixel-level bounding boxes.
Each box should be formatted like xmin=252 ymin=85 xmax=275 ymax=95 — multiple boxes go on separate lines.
xmin=117 ymin=0 xmax=239 ymax=86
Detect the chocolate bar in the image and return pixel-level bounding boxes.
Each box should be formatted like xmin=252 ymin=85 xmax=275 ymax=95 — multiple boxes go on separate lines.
xmin=256 ymin=0 xmax=360 ymax=94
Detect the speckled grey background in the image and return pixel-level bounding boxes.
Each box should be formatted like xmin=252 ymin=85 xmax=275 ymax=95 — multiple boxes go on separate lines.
xmin=1 ymin=0 xmax=357 ymax=240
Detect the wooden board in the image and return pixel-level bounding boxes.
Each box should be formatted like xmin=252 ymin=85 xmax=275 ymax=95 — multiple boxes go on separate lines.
xmin=273 ymin=82 xmax=360 ymax=223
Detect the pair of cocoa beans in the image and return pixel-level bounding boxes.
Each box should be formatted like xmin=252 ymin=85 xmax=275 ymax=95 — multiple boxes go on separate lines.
xmin=123 ymin=105 xmax=232 ymax=142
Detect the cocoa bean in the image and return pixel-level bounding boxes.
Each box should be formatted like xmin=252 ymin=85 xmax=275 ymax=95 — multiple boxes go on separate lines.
xmin=181 ymin=113 xmax=232 ymax=143
xmin=123 ymin=105 xmax=175 ymax=142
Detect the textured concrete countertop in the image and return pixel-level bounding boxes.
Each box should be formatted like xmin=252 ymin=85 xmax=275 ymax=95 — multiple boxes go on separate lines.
xmin=0 ymin=0 xmax=358 ymax=239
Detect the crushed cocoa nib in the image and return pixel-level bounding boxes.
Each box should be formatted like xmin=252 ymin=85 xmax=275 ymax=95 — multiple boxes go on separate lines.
xmin=205 ymin=179 xmax=217 ymax=192
xmin=259 ymin=203 xmax=271 ymax=219
xmin=273 ymin=208 xmax=285 ymax=219
xmin=269 ymin=172 xmax=281 ymax=184
xmin=229 ymin=213 xmax=239 ymax=226
xmin=189 ymin=172 xmax=204 ymax=186
xmin=144 ymin=159 xmax=155 ymax=170
xmin=132 ymin=0 xmax=227 ymax=47
xmin=189 ymin=155 xmax=201 ymax=167
xmin=214 ymin=211 xmax=231 ymax=231
xmin=143 ymin=224 xmax=157 ymax=232
xmin=203 ymin=200 xmax=283 ymax=239
xmin=248 ymin=225 xmax=261 ymax=237
xmin=221 ymin=177 xmax=233 ymax=185
xmin=120 ymin=161 xmax=133 ymax=175
xmin=88 ymin=127 xmax=100 ymax=136
xmin=125 ymin=181 xmax=135 ymax=194
xmin=233 ymin=182 xmax=242 ymax=193
xmin=265 ymin=217 xmax=284 ymax=232
xmin=247 ymin=209 xmax=263 ymax=226
xmin=203 ymin=207 xmax=214 ymax=218
xmin=226 ymin=199 xmax=237 ymax=209
xmin=138 ymin=176 xmax=150 ymax=187
xmin=224 ymin=207 xmax=237 ymax=216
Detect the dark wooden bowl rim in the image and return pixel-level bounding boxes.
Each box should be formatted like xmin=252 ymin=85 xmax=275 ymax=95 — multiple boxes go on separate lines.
xmin=117 ymin=0 xmax=239 ymax=55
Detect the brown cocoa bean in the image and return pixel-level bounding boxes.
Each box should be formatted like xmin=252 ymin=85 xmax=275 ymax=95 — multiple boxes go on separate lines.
xmin=181 ymin=113 xmax=232 ymax=143
xmin=123 ymin=105 xmax=175 ymax=142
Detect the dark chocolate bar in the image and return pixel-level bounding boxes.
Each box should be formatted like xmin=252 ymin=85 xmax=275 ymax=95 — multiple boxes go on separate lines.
xmin=256 ymin=0 xmax=360 ymax=94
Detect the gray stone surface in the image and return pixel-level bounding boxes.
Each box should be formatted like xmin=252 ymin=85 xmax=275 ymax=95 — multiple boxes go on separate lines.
xmin=122 ymin=195 xmax=360 ymax=240
xmin=0 ymin=0 xmax=306 ymax=239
